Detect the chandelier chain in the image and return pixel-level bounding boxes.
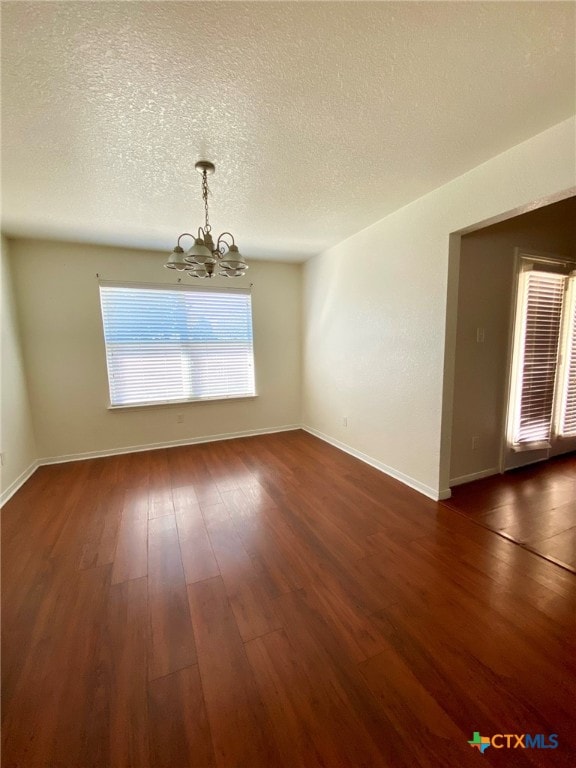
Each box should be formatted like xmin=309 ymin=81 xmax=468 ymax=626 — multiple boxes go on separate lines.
xmin=201 ymin=170 xmax=211 ymax=233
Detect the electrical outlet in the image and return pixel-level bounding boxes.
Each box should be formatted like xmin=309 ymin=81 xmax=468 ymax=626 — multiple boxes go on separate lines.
xmin=471 ymin=436 xmax=479 ymax=450
xmin=177 ymin=414 xmax=184 ymax=424
xmin=0 ymin=452 xmax=4 ymax=466
xmin=476 ymin=327 xmax=485 ymax=343
xmin=343 ymin=416 xmax=348 ymax=427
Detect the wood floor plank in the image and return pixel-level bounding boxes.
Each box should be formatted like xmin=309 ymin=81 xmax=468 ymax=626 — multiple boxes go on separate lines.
xmin=204 ymin=438 xmax=258 ymax=493
xmin=358 ymin=642 xmax=494 ymax=768
xmin=530 ymin=524 xmax=576 ymax=571
xmin=176 ymin=504 xmax=220 ymax=585
xmin=176 ymin=446 xmax=224 ymax=506
xmin=364 ymin=544 xmax=576 ymax=725
xmin=206 ymin=514 xmax=281 ymax=642
xmin=420 ymin=512 xmax=576 ymax=599
xmin=476 ymin=497 xmax=576 ymax=542
xmin=187 ymin=576 xmax=282 ymax=768
xmin=198 ymin=500 xmax=231 ymax=527
xmin=411 ymin=526 xmax=576 ymax=638
xmin=220 ymin=487 xmax=273 ymax=526
xmin=47 ymin=460 xmax=102 ymax=564
xmin=121 ymin=449 xmax=153 ymax=489
xmin=80 ymin=489 xmax=123 ymax=570
xmin=148 ymin=450 xmax=175 ymax=519
xmin=245 ymin=629 xmax=369 ymax=768
xmin=445 ymin=452 xmax=576 ymax=572
xmin=148 ymin=665 xmax=215 ymax=768
xmin=167 ymin=447 xmax=203 ymax=492
xmin=301 ymin=576 xmax=387 ymax=662
xmin=273 ymin=588 xmax=415 ymax=768
xmin=260 ymin=469 xmax=368 ymax=566
xmin=2 ymin=564 xmax=112 ymax=767
xmin=367 ymin=600 xmax=574 ymax=762
xmin=111 ymin=513 xmax=148 ymax=585
xmin=148 ymin=515 xmax=197 ymax=680
xmin=106 ymin=577 xmax=150 ymax=768
xmin=122 ymin=487 xmax=150 ymax=521
xmin=232 ymin=503 xmax=315 ymax=594
xmin=171 ymin=483 xmax=200 ymax=512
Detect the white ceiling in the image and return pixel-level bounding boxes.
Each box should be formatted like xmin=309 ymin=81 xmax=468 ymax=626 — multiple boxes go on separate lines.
xmin=2 ymin=1 xmax=575 ymax=262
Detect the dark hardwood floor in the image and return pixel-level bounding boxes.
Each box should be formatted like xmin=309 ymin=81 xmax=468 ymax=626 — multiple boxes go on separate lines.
xmin=446 ymin=452 xmax=576 ymax=573
xmin=2 ymin=430 xmax=575 ymax=767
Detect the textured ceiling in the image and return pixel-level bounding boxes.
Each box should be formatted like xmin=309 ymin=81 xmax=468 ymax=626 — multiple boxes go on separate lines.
xmin=2 ymin=1 xmax=575 ymax=262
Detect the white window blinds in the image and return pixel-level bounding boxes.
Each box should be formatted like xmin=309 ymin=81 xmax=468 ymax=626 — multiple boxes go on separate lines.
xmin=99 ymin=283 xmax=255 ymax=407
xmin=558 ymin=275 xmax=576 ymax=437
xmin=511 ymin=270 xmax=564 ymax=447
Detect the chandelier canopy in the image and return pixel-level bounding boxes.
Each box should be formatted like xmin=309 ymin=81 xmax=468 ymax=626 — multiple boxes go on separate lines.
xmin=164 ymin=161 xmax=248 ymax=279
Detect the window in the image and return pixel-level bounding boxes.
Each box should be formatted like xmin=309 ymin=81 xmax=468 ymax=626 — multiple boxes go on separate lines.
xmin=99 ymin=282 xmax=255 ymax=407
xmin=557 ymin=274 xmax=576 ymax=437
xmin=507 ymin=259 xmax=576 ymax=451
xmin=508 ymin=269 xmax=564 ymax=447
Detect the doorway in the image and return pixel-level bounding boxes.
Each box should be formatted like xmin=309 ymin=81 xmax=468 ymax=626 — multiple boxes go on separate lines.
xmin=448 ymin=196 xmax=576 ymax=488
xmin=443 ymin=196 xmax=576 ymax=572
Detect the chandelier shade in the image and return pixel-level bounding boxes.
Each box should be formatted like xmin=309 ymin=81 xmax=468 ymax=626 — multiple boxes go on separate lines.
xmin=164 ymin=246 xmax=189 ymax=271
xmin=185 ymin=238 xmax=215 ymax=265
xmin=164 ymin=161 xmax=249 ymax=279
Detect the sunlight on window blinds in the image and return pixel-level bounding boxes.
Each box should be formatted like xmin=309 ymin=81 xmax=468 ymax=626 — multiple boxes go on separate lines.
xmin=559 ymin=276 xmax=576 ymax=437
xmin=511 ymin=271 xmax=564 ymax=447
xmin=99 ymin=285 xmax=255 ymax=407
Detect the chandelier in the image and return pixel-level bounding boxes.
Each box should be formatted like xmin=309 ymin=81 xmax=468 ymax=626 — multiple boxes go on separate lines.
xmin=164 ymin=161 xmax=248 ymax=278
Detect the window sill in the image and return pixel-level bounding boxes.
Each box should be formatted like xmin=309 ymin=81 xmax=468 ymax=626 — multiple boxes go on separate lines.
xmin=510 ymin=440 xmax=550 ymax=453
xmin=107 ymin=394 xmax=258 ymax=411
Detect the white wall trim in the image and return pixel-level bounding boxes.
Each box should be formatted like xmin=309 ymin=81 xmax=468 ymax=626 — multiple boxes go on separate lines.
xmin=36 ymin=424 xmax=301 ymax=467
xmin=0 ymin=460 xmax=40 ymax=507
xmin=2 ymin=425 xmax=454 ymax=506
xmin=2 ymin=425 xmax=301 ymax=506
xmin=302 ymin=425 xmax=448 ymax=501
xmin=450 ymin=467 xmax=500 ymax=487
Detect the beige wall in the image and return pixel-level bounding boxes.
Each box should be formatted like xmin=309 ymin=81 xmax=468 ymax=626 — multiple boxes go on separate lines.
xmin=0 ymin=236 xmax=37 ymax=500
xmin=450 ymin=197 xmax=576 ymax=484
xmin=303 ymin=117 xmax=576 ymax=499
xmin=10 ymin=240 xmax=301 ymax=460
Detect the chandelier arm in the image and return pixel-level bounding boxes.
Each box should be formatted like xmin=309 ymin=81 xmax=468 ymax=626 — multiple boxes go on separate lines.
xmin=216 ymin=232 xmax=235 ymax=254
xmin=176 ymin=232 xmax=196 ymax=248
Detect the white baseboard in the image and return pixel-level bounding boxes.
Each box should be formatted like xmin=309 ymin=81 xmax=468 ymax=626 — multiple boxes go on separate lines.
xmin=302 ymin=425 xmax=446 ymax=501
xmin=450 ymin=467 xmax=500 ymax=487
xmin=37 ymin=424 xmax=302 ymax=467
xmin=3 ymin=425 xmax=450 ymax=507
xmin=1 ymin=425 xmax=301 ymax=506
xmin=0 ymin=460 xmax=40 ymax=507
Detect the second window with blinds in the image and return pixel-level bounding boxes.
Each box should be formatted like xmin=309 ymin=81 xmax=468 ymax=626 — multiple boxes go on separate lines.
xmin=99 ymin=282 xmax=256 ymax=408
xmin=505 ymin=252 xmax=576 ymax=469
